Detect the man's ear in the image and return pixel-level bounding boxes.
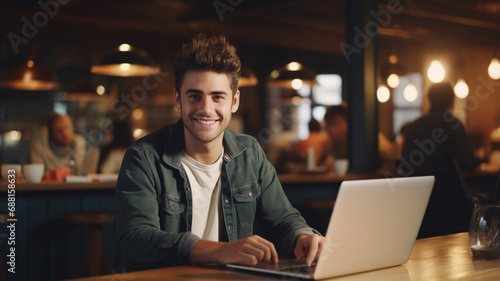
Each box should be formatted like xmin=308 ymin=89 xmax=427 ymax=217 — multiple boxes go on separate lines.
xmin=175 ymin=89 xmax=181 ymax=111
xmin=231 ymin=90 xmax=240 ymax=113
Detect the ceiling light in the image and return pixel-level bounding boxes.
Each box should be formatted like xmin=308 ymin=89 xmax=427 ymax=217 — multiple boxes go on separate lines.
xmin=268 ymin=61 xmax=316 ymax=89
xmin=0 ymin=57 xmax=60 ymax=91
xmin=238 ymin=65 xmax=258 ymax=87
xmin=377 ymin=85 xmax=390 ymax=103
xmin=404 ymin=83 xmax=418 ymax=102
xmin=91 ymin=44 xmax=160 ymax=77
xmin=488 ymin=58 xmax=500 ymax=80
xmin=454 ymin=79 xmax=469 ymax=99
xmin=427 ymin=60 xmax=445 ymax=83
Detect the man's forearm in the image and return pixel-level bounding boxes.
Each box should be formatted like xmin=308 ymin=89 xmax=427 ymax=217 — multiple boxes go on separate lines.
xmin=188 ymin=240 xmax=224 ymax=264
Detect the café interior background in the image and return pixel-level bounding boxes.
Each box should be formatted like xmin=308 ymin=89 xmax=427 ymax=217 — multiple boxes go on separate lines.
xmin=1 ymin=0 xmax=500 ymax=169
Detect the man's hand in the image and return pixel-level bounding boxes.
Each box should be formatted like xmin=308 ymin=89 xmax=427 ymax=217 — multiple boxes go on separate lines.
xmin=189 ymin=235 xmax=278 ymax=265
xmin=294 ymin=234 xmax=325 ymax=266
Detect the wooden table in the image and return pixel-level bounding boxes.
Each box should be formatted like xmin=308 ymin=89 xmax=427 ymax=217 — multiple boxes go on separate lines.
xmin=66 ymin=232 xmax=500 ymax=281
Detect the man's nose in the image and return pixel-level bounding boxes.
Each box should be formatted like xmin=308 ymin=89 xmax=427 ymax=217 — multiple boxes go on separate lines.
xmin=199 ymin=97 xmax=214 ymax=114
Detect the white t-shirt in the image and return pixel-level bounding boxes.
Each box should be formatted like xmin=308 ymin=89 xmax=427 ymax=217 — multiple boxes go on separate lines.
xmin=181 ymin=150 xmax=223 ymax=241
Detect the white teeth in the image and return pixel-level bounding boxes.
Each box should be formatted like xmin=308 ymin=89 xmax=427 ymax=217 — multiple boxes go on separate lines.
xmin=197 ymin=119 xmax=216 ymax=125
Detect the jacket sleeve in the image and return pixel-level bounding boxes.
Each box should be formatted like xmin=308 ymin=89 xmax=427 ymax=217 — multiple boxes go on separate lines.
xmin=114 ymin=147 xmax=200 ymax=269
xmin=253 ymin=141 xmax=318 ymax=253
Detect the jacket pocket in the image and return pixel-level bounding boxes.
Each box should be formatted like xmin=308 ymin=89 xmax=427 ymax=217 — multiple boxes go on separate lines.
xmin=232 ymin=182 xmax=261 ymax=203
xmin=160 ymin=194 xmax=186 ymax=215
xmin=232 ymin=183 xmax=261 ymax=237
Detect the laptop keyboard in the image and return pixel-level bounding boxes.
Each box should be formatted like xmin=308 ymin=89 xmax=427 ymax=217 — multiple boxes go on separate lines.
xmin=278 ymin=262 xmax=317 ymax=274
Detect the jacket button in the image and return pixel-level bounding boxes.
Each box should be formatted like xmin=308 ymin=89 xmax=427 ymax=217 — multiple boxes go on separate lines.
xmin=225 ymin=199 xmax=229 ymax=204
xmin=248 ymin=192 xmax=252 ymax=197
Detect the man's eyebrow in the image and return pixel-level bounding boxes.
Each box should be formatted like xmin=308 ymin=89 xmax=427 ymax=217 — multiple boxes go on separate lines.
xmin=185 ymin=89 xmax=203 ymax=94
xmin=184 ymin=89 xmax=229 ymax=96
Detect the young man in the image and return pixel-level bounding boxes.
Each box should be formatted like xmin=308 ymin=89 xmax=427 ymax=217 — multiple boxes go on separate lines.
xmin=110 ymin=34 xmax=323 ymax=273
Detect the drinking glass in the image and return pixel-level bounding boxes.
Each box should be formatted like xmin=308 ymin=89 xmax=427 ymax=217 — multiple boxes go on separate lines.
xmin=469 ymin=204 xmax=500 ymax=259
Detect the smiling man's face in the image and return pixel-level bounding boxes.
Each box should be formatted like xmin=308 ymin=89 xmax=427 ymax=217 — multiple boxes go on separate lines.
xmin=175 ymin=70 xmax=240 ymax=149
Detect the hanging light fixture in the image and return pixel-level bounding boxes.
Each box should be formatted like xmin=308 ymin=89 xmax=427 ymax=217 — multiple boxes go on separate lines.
xmin=488 ymin=58 xmax=500 ymax=80
xmin=381 ymin=54 xmax=405 ymax=88
xmin=377 ymin=85 xmax=390 ymax=103
xmin=454 ymin=79 xmax=469 ymax=99
xmin=64 ymin=82 xmax=107 ymax=101
xmin=238 ymin=65 xmax=258 ymax=87
xmin=267 ymin=61 xmax=316 ymax=89
xmin=90 ymin=44 xmax=160 ymax=77
xmin=404 ymin=83 xmax=418 ymax=102
xmin=427 ymin=60 xmax=445 ymax=83
xmin=0 ymin=57 xmax=60 ymax=91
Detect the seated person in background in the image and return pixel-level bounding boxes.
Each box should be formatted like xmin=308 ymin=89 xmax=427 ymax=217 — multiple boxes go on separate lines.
xmin=323 ymin=105 xmax=397 ymax=173
xmin=401 ymin=82 xmax=477 ymax=238
xmin=110 ymin=34 xmax=323 ymax=273
xmin=323 ymin=105 xmax=348 ymax=160
xmin=30 ymin=112 xmax=88 ymax=175
xmin=294 ymin=118 xmax=332 ymax=169
xmin=97 ymin=120 xmax=134 ymax=174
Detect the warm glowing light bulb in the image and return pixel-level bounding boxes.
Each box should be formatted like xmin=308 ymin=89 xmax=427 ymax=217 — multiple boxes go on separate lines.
xmin=8 ymin=130 xmax=21 ymax=141
xmin=133 ymin=128 xmax=143 ymax=139
xmin=120 ymin=63 xmax=131 ymax=71
xmin=377 ymin=85 xmax=390 ymax=103
xmin=387 ymin=74 xmax=400 ymax=88
xmin=427 ymin=60 xmax=445 ymax=83
xmin=132 ymin=108 xmax=144 ymax=120
xmin=119 ymin=44 xmax=131 ymax=52
xmin=96 ymin=85 xmax=105 ymax=95
xmin=488 ymin=58 xmax=500 ymax=80
xmin=291 ymin=79 xmax=303 ymax=90
xmin=454 ymin=79 xmax=469 ymax=99
xmin=404 ymin=83 xmax=418 ymax=102
xmin=270 ymin=70 xmax=280 ymax=79
xmin=286 ymin=62 xmax=301 ymax=71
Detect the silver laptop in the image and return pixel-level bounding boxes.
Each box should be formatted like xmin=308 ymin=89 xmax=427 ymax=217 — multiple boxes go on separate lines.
xmin=227 ymin=176 xmax=434 ymax=279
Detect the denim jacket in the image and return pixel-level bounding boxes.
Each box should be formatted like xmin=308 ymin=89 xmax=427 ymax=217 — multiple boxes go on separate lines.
xmin=110 ymin=120 xmax=314 ymax=272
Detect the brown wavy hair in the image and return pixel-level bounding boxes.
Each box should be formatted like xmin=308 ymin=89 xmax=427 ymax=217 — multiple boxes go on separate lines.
xmin=174 ymin=34 xmax=241 ymax=95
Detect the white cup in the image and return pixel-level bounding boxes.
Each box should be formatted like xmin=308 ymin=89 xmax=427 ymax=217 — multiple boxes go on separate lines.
xmin=23 ymin=164 xmax=45 ymax=183
xmin=1 ymin=164 xmax=22 ymax=180
xmin=334 ymin=159 xmax=349 ymax=176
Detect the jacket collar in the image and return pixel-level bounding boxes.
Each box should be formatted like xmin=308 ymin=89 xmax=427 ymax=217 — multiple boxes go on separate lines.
xmin=162 ymin=119 xmax=246 ymax=169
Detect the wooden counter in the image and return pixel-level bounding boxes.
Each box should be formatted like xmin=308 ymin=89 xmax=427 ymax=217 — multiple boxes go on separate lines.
xmin=0 ymin=179 xmax=116 ymax=192
xmin=0 ymin=179 xmax=116 ymax=280
xmin=65 ymin=232 xmax=500 ymax=281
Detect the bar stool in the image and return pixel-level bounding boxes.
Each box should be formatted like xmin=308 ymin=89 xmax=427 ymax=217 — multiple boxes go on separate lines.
xmin=65 ymin=212 xmax=114 ymax=277
xmin=0 ymin=213 xmax=14 ymax=281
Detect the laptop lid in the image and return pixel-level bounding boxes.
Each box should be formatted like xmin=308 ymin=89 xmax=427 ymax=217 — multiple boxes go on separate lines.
xmin=313 ymin=175 xmax=434 ymax=279
xmin=227 ymin=176 xmax=434 ymax=280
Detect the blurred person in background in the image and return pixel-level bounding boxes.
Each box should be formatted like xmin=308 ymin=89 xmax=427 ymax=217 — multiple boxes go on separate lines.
xmin=30 ymin=112 xmax=87 ymax=174
xmin=323 ymin=105 xmax=397 ymax=173
xmin=400 ymin=81 xmax=477 ymax=238
xmin=98 ymin=120 xmax=134 ymax=174
xmin=294 ymin=118 xmax=332 ymax=170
